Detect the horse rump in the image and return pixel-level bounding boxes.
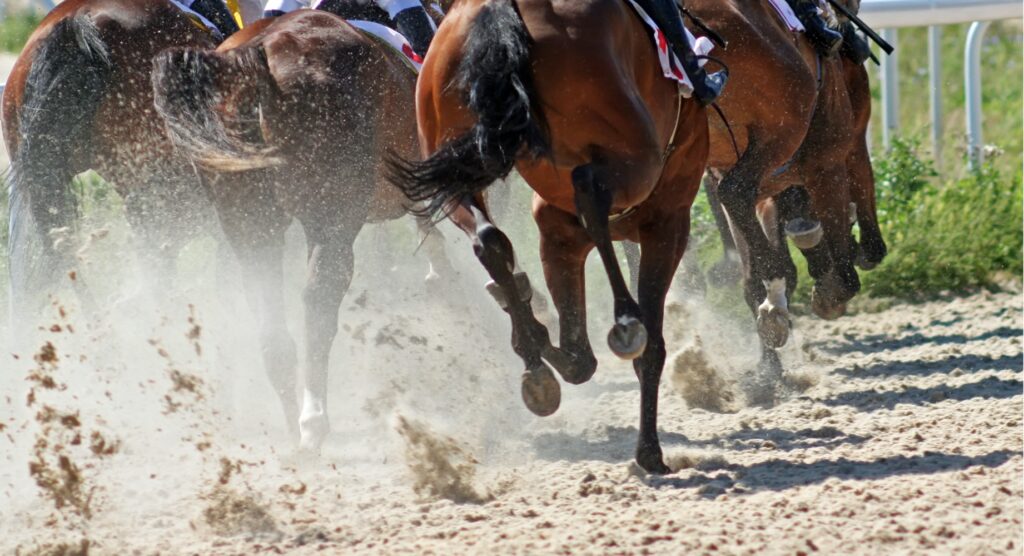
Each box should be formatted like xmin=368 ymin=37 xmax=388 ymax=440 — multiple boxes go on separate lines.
xmin=151 ymin=46 xmax=281 ymax=172
xmin=386 ymin=0 xmax=548 ymax=220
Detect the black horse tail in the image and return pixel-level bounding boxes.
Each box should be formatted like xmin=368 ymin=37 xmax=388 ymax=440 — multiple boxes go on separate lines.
xmin=387 ymin=0 xmax=548 ymax=219
xmin=151 ymin=46 xmax=280 ymax=172
xmin=8 ymin=14 xmax=110 ymax=315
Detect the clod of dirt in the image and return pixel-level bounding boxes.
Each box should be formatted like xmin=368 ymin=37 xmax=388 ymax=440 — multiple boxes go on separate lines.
xmin=669 ymin=336 xmax=738 ymax=413
xmin=395 ymin=416 xmax=490 ymax=504
xmin=202 ymin=487 xmax=281 ymax=539
xmin=16 ymin=538 xmax=90 ymax=556
xmin=665 ymin=450 xmax=729 ymax=473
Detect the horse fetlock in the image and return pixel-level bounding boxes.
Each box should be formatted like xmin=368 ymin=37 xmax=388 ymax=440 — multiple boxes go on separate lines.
xmin=756 ymin=278 xmax=791 ymax=348
xmin=298 ymin=389 xmax=329 ymax=451
xmin=521 ymin=363 xmax=561 ymax=417
xmin=607 ymin=316 xmax=648 ymax=360
xmin=542 ymin=343 xmax=596 ymax=385
xmin=784 ymin=217 xmax=823 ymax=250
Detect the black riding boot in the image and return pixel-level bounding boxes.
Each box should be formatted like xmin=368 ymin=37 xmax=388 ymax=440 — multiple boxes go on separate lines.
xmin=787 ymin=0 xmax=842 ymax=55
xmin=632 ymin=0 xmax=726 ymax=105
xmin=839 ymin=22 xmax=872 ymax=64
xmin=190 ymin=0 xmax=240 ymax=38
xmin=393 ymin=7 xmax=435 ymax=58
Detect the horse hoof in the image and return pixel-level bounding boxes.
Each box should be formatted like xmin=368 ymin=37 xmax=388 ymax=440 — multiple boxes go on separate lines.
xmin=607 ymin=317 xmax=648 ymax=359
xmin=785 ymin=217 xmax=823 ymax=250
xmin=521 ymin=365 xmax=561 ymax=417
xmin=636 ymin=450 xmax=671 ymax=475
xmin=855 ymin=252 xmax=879 ymax=271
xmin=756 ymin=306 xmax=791 ymax=348
xmin=299 ymin=413 xmax=329 ymax=452
xmin=812 ymin=294 xmax=848 ymax=320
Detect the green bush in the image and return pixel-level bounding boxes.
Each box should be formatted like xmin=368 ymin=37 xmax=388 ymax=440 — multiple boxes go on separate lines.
xmin=861 ymin=149 xmax=1023 ymax=297
xmin=0 ymin=11 xmax=43 ymax=53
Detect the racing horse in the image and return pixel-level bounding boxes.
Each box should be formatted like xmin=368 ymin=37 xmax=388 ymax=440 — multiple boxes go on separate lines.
xmin=624 ymin=0 xmax=886 ymax=397
xmin=695 ymin=0 xmax=888 ymax=390
xmin=3 ymin=0 xmax=223 ymax=322
xmin=390 ymin=0 xmax=710 ymax=473
xmin=151 ymin=6 xmax=453 ymax=447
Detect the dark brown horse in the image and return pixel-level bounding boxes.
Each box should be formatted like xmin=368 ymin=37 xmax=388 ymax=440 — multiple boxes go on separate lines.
xmin=650 ymin=0 xmax=886 ymax=395
xmin=3 ymin=0 xmax=222 ymax=322
xmin=389 ymin=0 xmax=710 ymax=473
xmin=151 ymin=7 xmax=453 ymax=448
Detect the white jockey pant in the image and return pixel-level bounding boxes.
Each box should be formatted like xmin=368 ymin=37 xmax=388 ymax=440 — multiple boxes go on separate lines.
xmin=263 ymin=0 xmax=424 ymax=18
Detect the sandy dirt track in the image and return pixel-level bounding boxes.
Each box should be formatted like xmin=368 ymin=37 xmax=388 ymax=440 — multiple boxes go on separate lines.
xmin=1 ymin=240 xmax=1020 ymax=556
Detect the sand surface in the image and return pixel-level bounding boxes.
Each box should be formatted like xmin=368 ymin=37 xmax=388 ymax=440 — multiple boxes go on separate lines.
xmin=0 ymin=226 xmax=1020 ymax=556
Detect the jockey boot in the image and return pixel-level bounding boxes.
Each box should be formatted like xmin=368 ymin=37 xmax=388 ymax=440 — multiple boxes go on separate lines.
xmin=190 ymin=0 xmax=240 ymax=38
xmin=392 ymin=7 xmax=435 ymax=58
xmin=634 ymin=0 xmax=727 ymax=106
xmin=788 ymin=0 xmax=843 ymax=55
xmin=840 ymin=22 xmax=873 ymax=64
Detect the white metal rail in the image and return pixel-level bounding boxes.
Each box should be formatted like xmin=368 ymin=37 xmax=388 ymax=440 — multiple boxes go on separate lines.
xmin=860 ymin=0 xmax=1023 ymax=169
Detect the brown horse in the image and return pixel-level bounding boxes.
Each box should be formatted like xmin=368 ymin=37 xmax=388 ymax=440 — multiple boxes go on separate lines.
xmin=671 ymin=0 xmax=886 ymax=393
xmin=3 ymin=0 xmax=222 ymax=322
xmin=151 ymin=6 xmax=453 ymax=447
xmin=389 ymin=0 xmax=709 ymax=473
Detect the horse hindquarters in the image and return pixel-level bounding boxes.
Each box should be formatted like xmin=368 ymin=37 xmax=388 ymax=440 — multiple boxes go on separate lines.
xmin=7 ymin=14 xmax=111 ymax=320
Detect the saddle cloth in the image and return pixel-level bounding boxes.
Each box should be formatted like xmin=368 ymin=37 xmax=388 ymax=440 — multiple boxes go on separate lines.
xmin=765 ymin=0 xmax=806 ymax=32
xmin=624 ymin=0 xmax=714 ymax=97
xmin=168 ymin=2 xmax=423 ymax=71
xmin=169 ymin=0 xmax=222 ymax=36
xmin=344 ymin=19 xmax=424 ymax=72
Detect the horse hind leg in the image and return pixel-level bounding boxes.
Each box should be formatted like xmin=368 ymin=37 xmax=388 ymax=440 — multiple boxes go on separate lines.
xmin=450 ymin=199 xmax=562 ymax=417
xmin=297 ymin=219 xmax=362 ymax=452
xmin=570 ymin=163 xmax=646 ymax=360
xmin=215 ymin=185 xmax=300 ymax=440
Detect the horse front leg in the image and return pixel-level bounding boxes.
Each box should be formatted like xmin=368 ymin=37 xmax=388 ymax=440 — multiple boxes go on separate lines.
xmin=633 ymin=214 xmax=687 ymax=474
xmin=570 ymin=163 xmax=647 ymax=360
xmin=534 ymin=200 xmax=597 ymax=385
xmin=448 ymin=197 xmax=561 ymax=417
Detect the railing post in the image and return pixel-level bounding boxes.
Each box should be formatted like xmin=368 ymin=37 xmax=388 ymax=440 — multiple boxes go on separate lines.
xmin=965 ymin=21 xmax=992 ymax=170
xmin=879 ymin=28 xmax=900 ymax=150
xmin=928 ymin=26 xmax=943 ymax=169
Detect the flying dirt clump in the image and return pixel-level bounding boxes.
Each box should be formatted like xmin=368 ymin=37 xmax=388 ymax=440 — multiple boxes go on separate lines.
xmin=395 ymin=416 xmax=490 ymax=504
xmin=669 ymin=335 xmax=738 ymax=413
xmin=21 ymin=337 xmax=121 ymax=555
xmin=201 ymin=458 xmax=281 ymax=539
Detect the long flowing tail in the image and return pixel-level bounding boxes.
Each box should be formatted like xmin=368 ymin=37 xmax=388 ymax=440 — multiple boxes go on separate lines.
xmin=8 ymin=14 xmax=110 ymax=316
xmin=387 ymin=0 xmax=548 ymax=219
xmin=151 ymin=46 xmax=281 ymax=172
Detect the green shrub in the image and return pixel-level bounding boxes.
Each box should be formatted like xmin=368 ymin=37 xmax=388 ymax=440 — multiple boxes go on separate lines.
xmin=0 ymin=11 xmax=43 ymax=53
xmin=862 ymin=157 xmax=1022 ymax=297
